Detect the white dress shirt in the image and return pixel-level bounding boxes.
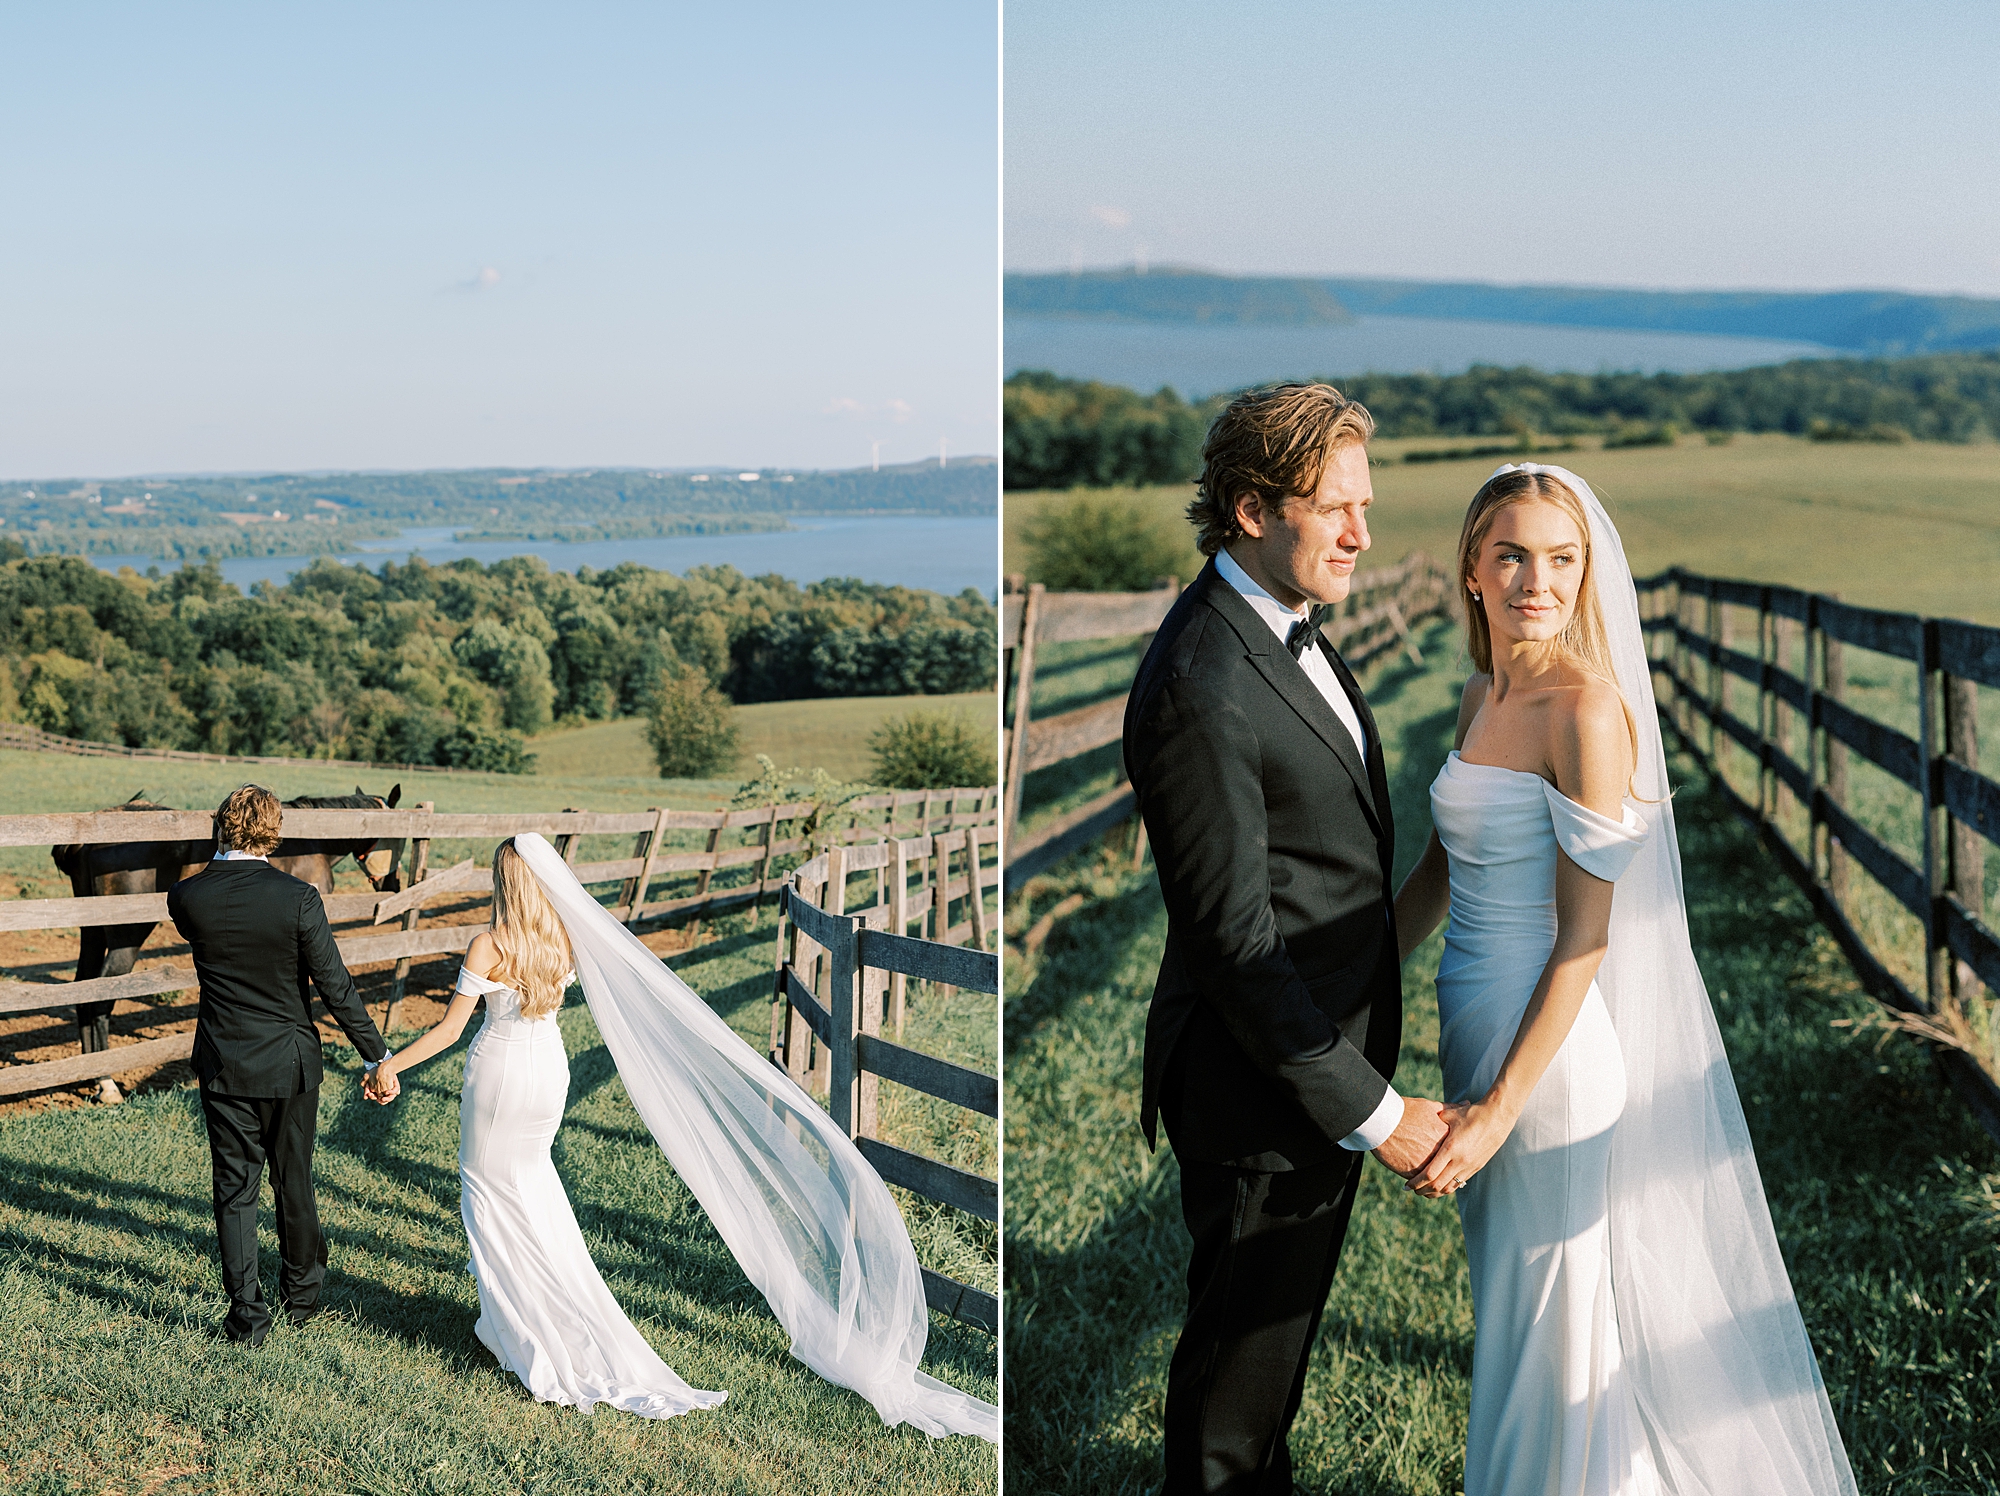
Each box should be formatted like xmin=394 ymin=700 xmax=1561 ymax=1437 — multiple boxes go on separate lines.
xmin=1216 ymin=547 xmax=1404 ymax=1154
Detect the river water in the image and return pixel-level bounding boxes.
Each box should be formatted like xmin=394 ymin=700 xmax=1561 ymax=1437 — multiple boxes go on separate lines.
xmin=89 ymin=511 xmax=1000 ymax=598
xmin=1006 ymin=313 xmax=1837 ymax=399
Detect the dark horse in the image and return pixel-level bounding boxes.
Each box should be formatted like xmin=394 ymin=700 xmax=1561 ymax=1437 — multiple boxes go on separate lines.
xmin=50 ymin=785 xmax=405 ymax=1055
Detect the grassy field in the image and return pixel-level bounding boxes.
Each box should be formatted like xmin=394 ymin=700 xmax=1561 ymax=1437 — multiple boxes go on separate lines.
xmin=1005 ymin=433 xmax=2000 ymax=626
xmin=0 ymin=703 xmax=999 ymax=1490
xmin=1003 ymin=616 xmax=2000 ymax=1495
xmin=0 ymin=904 xmax=997 ymax=1494
xmin=528 ymin=691 xmax=998 ymax=784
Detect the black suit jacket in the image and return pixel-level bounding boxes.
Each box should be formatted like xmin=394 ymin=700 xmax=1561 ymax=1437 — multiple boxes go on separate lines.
xmin=167 ymin=859 xmax=388 ymax=1097
xmin=1124 ymin=558 xmax=1402 ymax=1172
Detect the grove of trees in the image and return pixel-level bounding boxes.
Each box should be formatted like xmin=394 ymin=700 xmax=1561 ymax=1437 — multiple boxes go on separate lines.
xmin=1004 ymin=353 xmax=2000 ymax=489
xmin=0 ymin=543 xmax=995 ymax=773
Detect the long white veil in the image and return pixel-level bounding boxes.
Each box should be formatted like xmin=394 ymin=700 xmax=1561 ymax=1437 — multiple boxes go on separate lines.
xmin=1490 ymin=464 xmax=1856 ymax=1493
xmin=511 ymin=832 xmax=998 ymax=1442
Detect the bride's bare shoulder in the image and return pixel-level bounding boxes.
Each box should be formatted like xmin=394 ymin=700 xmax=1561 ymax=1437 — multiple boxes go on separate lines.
xmin=1548 ymin=676 xmax=1633 ymax=812
xmin=465 ymin=929 xmax=500 ymax=976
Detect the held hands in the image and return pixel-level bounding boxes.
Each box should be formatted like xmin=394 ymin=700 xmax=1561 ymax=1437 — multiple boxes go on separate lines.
xmin=363 ymin=1059 xmax=400 ymax=1105
xmin=1407 ymin=1099 xmax=1516 ymax=1199
xmin=1370 ymin=1096 xmax=1450 ymax=1178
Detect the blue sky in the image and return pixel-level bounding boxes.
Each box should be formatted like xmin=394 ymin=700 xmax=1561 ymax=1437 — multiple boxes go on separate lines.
xmin=1 ymin=2 xmax=997 ymax=479
xmin=1006 ymin=0 xmax=2000 ymax=298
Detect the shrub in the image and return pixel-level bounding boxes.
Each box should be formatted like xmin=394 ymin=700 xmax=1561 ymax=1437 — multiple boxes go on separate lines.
xmin=868 ymin=709 xmax=996 ymax=789
xmin=1808 ymin=420 xmax=1911 ymax=443
xmin=645 ymin=668 xmax=741 ymax=778
xmin=1602 ymin=422 xmax=1678 ymax=449
xmin=440 ymin=723 xmax=536 ymax=774
xmin=1023 ymin=492 xmax=1197 ymax=592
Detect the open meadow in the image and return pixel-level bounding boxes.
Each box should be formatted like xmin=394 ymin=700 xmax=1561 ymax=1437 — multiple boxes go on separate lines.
xmin=1005 ymin=433 xmax=2000 ymax=626
xmin=528 ymin=691 xmax=998 ymax=785
xmin=0 ymin=694 xmax=999 ymax=1492
xmin=1003 ymin=614 xmax=2000 ymax=1496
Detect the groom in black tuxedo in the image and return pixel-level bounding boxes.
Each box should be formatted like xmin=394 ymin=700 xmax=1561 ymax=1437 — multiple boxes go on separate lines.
xmin=1125 ymin=383 xmax=1449 ymax=1494
xmin=167 ymin=783 xmax=397 ymax=1346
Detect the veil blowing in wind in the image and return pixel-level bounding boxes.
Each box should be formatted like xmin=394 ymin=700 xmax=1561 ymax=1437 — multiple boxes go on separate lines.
xmin=509 ymin=832 xmax=997 ymax=1443
xmin=1484 ymin=464 xmax=1855 ymax=1493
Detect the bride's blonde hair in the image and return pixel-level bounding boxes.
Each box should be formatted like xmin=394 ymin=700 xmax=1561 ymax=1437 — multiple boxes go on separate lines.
xmin=488 ymin=838 xmax=574 ymax=1019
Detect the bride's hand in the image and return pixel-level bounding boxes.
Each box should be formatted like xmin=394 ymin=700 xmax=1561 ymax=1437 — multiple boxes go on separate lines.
xmin=1409 ymin=1100 xmax=1513 ymax=1199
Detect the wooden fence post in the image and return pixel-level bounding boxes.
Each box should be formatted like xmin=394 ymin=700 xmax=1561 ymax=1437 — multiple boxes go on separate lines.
xmin=625 ymin=807 xmax=670 ymax=927
xmin=686 ymin=821 xmax=724 ymax=941
xmin=1705 ymin=581 xmax=1722 ymax=762
xmin=383 ymin=801 xmax=433 ymax=1032
xmin=825 ymin=872 xmax=860 ymax=1137
xmin=1672 ymin=571 xmax=1693 ymax=740
xmin=889 ymin=838 xmax=910 ymax=1039
xmin=967 ymin=823 xmax=991 ymax=953
xmin=1004 ymin=583 xmax=1046 ymax=855
xmin=1945 ymin=672 xmax=1986 ymax=1006
xmin=814 ymin=845 xmax=845 ymax=1098
xmin=1920 ymin=621 xmax=1948 ymax=1009
xmin=1772 ymin=610 xmax=1796 ymax=835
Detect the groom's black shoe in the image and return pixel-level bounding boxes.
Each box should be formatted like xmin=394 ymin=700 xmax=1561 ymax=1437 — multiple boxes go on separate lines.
xmin=283 ymin=1299 xmax=322 ymax=1329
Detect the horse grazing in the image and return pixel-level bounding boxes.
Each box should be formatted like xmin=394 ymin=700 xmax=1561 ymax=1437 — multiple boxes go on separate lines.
xmin=50 ymin=784 xmax=405 ymax=1056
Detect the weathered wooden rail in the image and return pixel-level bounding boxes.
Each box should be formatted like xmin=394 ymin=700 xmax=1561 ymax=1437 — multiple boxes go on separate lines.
xmin=769 ymin=829 xmax=1000 ymax=1332
xmin=1641 ymin=568 xmax=2000 ymax=1145
xmin=0 ymin=785 xmax=995 ymax=1101
xmin=1001 ymin=553 xmax=1455 ymax=884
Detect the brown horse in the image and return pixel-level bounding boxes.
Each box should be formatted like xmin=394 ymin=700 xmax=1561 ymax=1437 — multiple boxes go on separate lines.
xmin=50 ymin=785 xmax=405 ymax=1055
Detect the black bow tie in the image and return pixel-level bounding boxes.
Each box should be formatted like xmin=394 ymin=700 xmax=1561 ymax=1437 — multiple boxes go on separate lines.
xmin=1286 ymin=607 xmax=1326 ymax=660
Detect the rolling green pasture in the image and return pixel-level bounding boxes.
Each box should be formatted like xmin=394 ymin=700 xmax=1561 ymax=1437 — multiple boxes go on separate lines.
xmin=0 ymin=914 xmax=997 ymax=1494
xmin=1005 ymin=434 xmax=2000 ymax=626
xmin=528 ymin=691 xmax=998 ymax=784
xmin=0 ymin=703 xmax=999 ymax=1490
xmin=1003 ymin=616 xmax=2000 ymax=1495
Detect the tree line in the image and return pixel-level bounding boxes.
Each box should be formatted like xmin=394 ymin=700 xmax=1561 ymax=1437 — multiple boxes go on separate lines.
xmin=0 ymin=543 xmax=995 ymax=774
xmin=1003 ymin=354 xmax=2000 ymax=489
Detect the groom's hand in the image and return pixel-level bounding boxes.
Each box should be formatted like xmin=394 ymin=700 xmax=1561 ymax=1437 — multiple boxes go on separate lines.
xmin=1370 ymin=1096 xmax=1449 ymax=1178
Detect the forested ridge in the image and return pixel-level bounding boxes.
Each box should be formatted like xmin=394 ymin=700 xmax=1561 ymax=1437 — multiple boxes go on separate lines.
xmin=0 ymin=544 xmax=995 ymax=773
xmin=1003 ymin=354 xmax=2000 ymax=489
xmin=0 ymin=460 xmax=998 ymax=561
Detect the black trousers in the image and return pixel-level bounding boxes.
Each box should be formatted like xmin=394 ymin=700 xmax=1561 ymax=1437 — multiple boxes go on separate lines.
xmin=199 ymin=1085 xmax=327 ymax=1339
xmin=1162 ymin=1153 xmax=1366 ymax=1496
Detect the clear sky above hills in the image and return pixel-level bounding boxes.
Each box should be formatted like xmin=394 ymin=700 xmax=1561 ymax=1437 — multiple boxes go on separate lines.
xmin=2 ymin=3 xmax=996 ymax=479
xmin=1006 ymin=0 xmax=2000 ymax=299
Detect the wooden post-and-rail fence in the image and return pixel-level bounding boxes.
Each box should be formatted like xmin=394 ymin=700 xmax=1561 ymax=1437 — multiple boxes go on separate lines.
xmin=1639 ymin=568 xmax=2000 ymax=1147
xmin=0 ymin=785 xmax=994 ymax=1103
xmin=1002 ymin=553 xmax=1457 ymax=885
xmin=769 ymin=814 xmax=1000 ymax=1333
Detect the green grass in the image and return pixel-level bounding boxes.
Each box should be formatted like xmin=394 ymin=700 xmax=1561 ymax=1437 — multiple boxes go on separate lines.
xmin=0 ymin=899 xmax=997 ymax=1494
xmin=1005 ymin=433 xmax=2000 ymax=626
xmin=1002 ymin=626 xmax=2000 ymax=1495
xmin=529 ymin=692 xmax=999 ymax=784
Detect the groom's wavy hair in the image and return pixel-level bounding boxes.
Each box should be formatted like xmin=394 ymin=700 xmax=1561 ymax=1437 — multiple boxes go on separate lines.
xmin=1187 ymin=382 xmax=1375 ymax=556
xmin=215 ymin=783 xmax=283 ymax=855
xmin=490 ymin=838 xmax=575 ymax=1020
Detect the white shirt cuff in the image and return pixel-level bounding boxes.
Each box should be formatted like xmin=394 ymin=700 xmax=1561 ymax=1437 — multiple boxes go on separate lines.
xmin=1339 ymin=1082 xmax=1404 ymax=1151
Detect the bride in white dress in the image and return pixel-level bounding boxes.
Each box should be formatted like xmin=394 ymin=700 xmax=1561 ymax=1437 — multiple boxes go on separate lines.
xmin=374 ymin=836 xmax=996 ymax=1442
xmin=1391 ymin=466 xmax=1855 ymax=1494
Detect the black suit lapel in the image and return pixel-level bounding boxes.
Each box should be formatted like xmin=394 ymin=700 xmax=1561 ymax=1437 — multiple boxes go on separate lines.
xmin=1197 ymin=568 xmax=1382 ymax=837
xmin=1318 ymin=639 xmax=1395 ymax=853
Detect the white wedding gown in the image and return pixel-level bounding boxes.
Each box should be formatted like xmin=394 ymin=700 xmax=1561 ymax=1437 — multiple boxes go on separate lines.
xmin=456 ymin=965 xmax=728 ymax=1418
xmin=1432 ymin=753 xmax=1656 ymax=1495
xmin=1411 ymin=462 xmax=1856 ymax=1496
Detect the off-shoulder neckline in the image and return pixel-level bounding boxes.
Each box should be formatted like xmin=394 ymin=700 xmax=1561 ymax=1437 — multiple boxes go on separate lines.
xmin=1445 ymin=751 xmax=1642 ymax=833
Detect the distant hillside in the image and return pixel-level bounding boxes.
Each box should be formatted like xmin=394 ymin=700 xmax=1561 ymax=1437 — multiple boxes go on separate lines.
xmin=0 ymin=459 xmax=997 ymax=560
xmin=1004 ymin=266 xmax=1354 ymax=325
xmin=1006 ymin=268 xmax=2000 ymax=355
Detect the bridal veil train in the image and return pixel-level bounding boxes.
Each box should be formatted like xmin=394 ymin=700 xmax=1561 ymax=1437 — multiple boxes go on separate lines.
xmin=509 ymin=832 xmax=997 ymax=1443
xmin=1483 ymin=465 xmax=1854 ymax=1492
